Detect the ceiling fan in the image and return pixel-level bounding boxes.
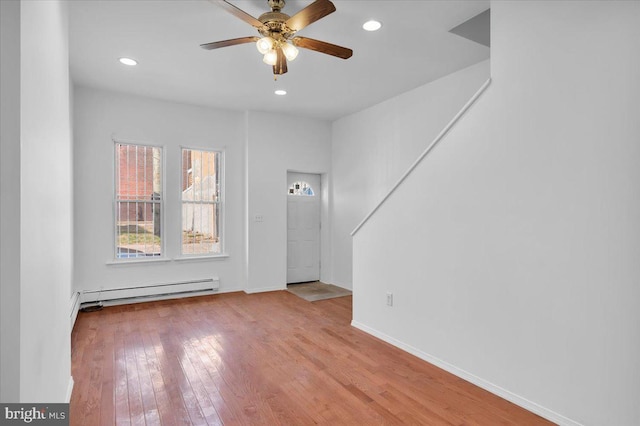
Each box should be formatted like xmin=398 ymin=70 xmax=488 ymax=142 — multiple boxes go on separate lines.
xmin=201 ymin=0 xmax=353 ymax=77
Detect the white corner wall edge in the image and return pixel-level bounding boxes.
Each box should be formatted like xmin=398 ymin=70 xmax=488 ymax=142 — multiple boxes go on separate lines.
xmin=351 ymin=78 xmax=492 ymax=237
xmin=65 ymin=377 xmax=74 ymax=403
xmin=351 ymin=320 xmax=583 ymax=426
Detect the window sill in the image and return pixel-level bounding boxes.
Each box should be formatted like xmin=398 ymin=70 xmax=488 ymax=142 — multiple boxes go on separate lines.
xmin=174 ymin=254 xmax=229 ymax=262
xmin=106 ymin=254 xmax=229 ymax=266
xmin=106 ymin=257 xmax=172 ymax=266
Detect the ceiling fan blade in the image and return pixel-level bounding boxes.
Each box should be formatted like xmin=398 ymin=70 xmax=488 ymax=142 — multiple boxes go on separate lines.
xmin=213 ymin=0 xmax=265 ymax=29
xmin=273 ymin=47 xmax=288 ymax=75
xmin=200 ymin=36 xmax=260 ymax=50
xmin=285 ymin=0 xmax=336 ymax=32
xmin=292 ymin=36 xmax=353 ymax=59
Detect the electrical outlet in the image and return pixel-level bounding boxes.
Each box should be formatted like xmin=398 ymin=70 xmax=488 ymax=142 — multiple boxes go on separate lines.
xmin=254 ymin=215 xmax=264 ymax=222
xmin=386 ymin=292 xmax=393 ymax=307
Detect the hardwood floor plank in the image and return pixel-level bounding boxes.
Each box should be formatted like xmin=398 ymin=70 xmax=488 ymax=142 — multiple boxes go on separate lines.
xmin=71 ymin=292 xmax=554 ymax=426
xmin=177 ymin=336 xmax=224 ymax=425
xmin=113 ymin=330 xmax=132 ymax=426
xmin=98 ymin=326 xmax=115 ymax=426
xmin=148 ymin=331 xmax=194 ymax=425
xmin=139 ymin=331 xmax=175 ymax=425
xmin=131 ymin=330 xmax=161 ymax=425
xmin=159 ymin=333 xmax=209 ymax=425
xmin=123 ymin=334 xmax=145 ymax=426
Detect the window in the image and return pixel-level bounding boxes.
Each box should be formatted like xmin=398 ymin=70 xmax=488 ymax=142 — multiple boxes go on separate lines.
xmin=115 ymin=143 xmax=163 ymax=259
xmin=181 ymin=148 xmax=222 ymax=255
xmin=288 ymin=181 xmax=315 ymax=196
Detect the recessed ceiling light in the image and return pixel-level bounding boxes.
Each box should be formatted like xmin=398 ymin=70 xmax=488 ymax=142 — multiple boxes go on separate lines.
xmin=275 ymin=89 xmax=287 ymax=96
xmin=119 ymin=57 xmax=138 ymax=66
xmin=362 ymin=20 xmax=382 ymax=31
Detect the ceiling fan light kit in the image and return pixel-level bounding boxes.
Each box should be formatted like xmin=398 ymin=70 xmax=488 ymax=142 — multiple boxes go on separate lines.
xmin=202 ymin=0 xmax=353 ymax=77
xmin=256 ymin=36 xmax=275 ymax=54
xmin=280 ymin=42 xmax=299 ymax=61
xmin=263 ymin=48 xmax=278 ymax=65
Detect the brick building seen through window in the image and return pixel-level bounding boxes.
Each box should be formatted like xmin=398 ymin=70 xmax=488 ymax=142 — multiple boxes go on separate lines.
xmin=115 ymin=143 xmax=162 ymax=258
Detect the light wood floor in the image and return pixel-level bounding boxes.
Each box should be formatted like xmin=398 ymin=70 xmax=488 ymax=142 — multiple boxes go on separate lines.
xmin=70 ymin=291 xmax=553 ymax=425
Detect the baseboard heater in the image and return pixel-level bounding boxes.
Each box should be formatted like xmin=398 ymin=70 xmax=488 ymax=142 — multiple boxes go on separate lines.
xmin=80 ymin=278 xmax=219 ymax=306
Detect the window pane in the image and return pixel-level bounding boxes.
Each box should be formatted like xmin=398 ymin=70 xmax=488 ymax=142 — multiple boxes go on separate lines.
xmin=181 ymin=202 xmax=218 ymax=254
xmin=181 ymin=148 xmax=221 ymax=255
xmin=288 ymin=181 xmax=315 ymax=196
xmin=116 ymin=202 xmax=161 ymax=258
xmin=116 ymin=144 xmax=161 ymax=200
xmin=115 ymin=143 xmax=162 ymax=259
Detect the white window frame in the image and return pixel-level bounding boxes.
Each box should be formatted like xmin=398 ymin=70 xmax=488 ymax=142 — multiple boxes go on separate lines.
xmin=179 ymin=146 xmax=225 ymax=258
xmin=113 ymin=139 xmax=165 ymax=262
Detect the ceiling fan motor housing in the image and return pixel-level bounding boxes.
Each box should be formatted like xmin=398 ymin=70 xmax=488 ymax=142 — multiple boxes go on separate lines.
xmin=258 ymin=11 xmax=294 ymax=40
xmin=268 ymin=0 xmax=286 ymax=12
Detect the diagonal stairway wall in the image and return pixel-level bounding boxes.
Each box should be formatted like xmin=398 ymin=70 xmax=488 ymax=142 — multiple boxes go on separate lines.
xmin=331 ymin=60 xmax=491 ymax=289
xmin=350 ymin=1 xmax=640 ymax=425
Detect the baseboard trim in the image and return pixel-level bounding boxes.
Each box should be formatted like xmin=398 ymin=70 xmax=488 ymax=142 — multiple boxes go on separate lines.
xmin=325 ymin=282 xmax=352 ymax=291
xmin=65 ymin=376 xmax=74 ymax=403
xmin=88 ymin=290 xmax=221 ymax=308
xmin=350 ymin=320 xmax=582 ymax=426
xmin=70 ymin=292 xmax=81 ymax=330
xmin=244 ymin=286 xmax=285 ymax=294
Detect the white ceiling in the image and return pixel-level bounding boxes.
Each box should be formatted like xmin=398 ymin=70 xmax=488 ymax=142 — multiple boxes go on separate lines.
xmin=69 ymin=0 xmax=489 ymax=121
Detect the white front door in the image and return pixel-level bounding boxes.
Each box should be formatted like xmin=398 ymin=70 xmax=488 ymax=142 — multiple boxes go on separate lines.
xmin=287 ymin=172 xmax=321 ymax=284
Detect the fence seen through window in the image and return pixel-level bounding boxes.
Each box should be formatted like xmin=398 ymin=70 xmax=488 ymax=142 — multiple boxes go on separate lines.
xmin=182 ymin=148 xmax=222 ymax=255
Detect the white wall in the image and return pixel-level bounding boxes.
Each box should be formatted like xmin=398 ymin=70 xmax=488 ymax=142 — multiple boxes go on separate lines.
xmin=0 ymin=0 xmax=21 ymax=403
xmin=19 ymin=0 xmax=73 ymax=402
xmin=73 ymin=89 xmax=332 ymax=297
xmin=73 ymin=87 xmax=246 ymax=294
xmin=245 ymin=111 xmax=331 ymax=292
xmin=352 ymin=1 xmax=640 ymax=425
xmin=331 ymin=59 xmax=490 ymax=288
